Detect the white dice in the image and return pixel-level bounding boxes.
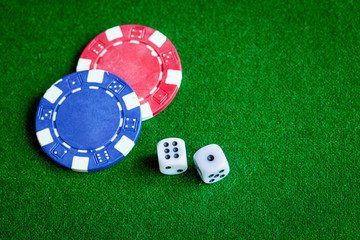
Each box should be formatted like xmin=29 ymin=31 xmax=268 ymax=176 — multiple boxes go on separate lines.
xmin=157 ymin=138 xmax=187 ymax=175
xmin=193 ymin=144 xmax=230 ymax=184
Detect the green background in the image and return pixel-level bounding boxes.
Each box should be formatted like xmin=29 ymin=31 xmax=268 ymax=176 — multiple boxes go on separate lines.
xmin=1 ymin=0 xmax=359 ymax=239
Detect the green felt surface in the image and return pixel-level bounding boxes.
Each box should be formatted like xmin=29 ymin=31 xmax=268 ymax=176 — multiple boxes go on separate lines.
xmin=1 ymin=0 xmax=360 ymax=239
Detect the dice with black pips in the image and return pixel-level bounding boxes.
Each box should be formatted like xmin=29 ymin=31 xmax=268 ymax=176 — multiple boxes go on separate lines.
xmin=193 ymin=144 xmax=230 ymax=184
xmin=157 ymin=138 xmax=187 ymax=175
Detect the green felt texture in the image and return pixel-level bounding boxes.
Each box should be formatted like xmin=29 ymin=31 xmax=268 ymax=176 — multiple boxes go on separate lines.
xmin=1 ymin=0 xmax=360 ymax=238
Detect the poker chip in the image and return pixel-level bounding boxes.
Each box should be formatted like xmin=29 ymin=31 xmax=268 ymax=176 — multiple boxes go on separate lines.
xmin=35 ymin=70 xmax=142 ymax=172
xmin=76 ymin=25 xmax=182 ymax=121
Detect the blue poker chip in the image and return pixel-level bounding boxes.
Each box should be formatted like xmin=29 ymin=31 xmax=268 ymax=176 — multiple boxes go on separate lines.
xmin=35 ymin=70 xmax=142 ymax=172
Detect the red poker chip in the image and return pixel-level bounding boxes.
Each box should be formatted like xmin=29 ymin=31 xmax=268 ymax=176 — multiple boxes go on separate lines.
xmin=76 ymin=25 xmax=182 ymax=121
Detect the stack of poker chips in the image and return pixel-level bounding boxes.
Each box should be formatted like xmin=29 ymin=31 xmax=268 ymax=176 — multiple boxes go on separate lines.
xmin=35 ymin=25 xmax=182 ymax=172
